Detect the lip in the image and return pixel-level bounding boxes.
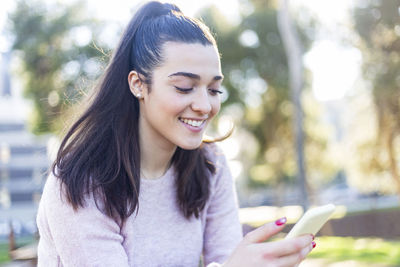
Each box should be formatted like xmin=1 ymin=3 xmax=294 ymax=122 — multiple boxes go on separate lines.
xmin=179 ymin=117 xmax=207 ymax=133
xmin=180 ymin=117 xmax=208 ymax=121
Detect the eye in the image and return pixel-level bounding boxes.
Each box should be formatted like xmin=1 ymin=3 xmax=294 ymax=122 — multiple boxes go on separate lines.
xmin=174 ymin=86 xmax=193 ymax=93
xmin=209 ymin=89 xmax=223 ymax=96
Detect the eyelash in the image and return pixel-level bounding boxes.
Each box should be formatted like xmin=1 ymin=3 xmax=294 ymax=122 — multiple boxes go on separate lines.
xmin=175 ymin=86 xmax=192 ymax=93
xmin=174 ymin=86 xmax=223 ymax=95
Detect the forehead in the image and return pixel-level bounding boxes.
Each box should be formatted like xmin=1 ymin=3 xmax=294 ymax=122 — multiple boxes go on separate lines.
xmin=155 ymin=42 xmax=221 ymax=78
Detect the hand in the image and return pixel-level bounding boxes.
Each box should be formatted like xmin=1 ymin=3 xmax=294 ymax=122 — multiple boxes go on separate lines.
xmin=222 ymin=217 xmax=315 ymax=267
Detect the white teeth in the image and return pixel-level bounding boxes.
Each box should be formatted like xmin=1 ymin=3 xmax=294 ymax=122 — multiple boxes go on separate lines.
xmin=180 ymin=118 xmax=204 ymax=127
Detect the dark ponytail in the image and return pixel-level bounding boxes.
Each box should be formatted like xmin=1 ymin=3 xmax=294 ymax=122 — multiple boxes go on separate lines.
xmin=52 ymin=1 xmax=218 ymax=224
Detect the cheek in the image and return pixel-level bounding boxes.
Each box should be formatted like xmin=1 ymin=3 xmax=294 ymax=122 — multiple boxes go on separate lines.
xmin=210 ymin=98 xmax=221 ymax=118
xmin=158 ymin=94 xmax=188 ymax=116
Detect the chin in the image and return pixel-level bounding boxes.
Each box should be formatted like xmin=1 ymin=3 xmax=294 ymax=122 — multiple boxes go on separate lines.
xmin=177 ymin=139 xmax=203 ymax=150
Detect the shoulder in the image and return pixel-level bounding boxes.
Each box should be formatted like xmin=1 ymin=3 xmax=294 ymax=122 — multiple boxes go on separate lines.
xmin=40 ymin=171 xmax=64 ymax=205
xmin=40 ymin=170 xmax=96 ymax=212
xmin=201 ymin=142 xmax=227 ymax=167
xmin=38 ymin=172 xmax=77 ymax=218
xmin=201 ymin=142 xmax=231 ymax=185
xmin=38 ymin=171 xmax=116 ymax=227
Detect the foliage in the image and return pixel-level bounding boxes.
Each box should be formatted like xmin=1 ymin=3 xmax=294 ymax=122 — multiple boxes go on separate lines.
xmin=8 ymin=0 xmax=109 ymax=134
xmin=350 ymin=0 xmax=400 ymax=194
xmin=200 ymin=1 xmax=337 ymax=193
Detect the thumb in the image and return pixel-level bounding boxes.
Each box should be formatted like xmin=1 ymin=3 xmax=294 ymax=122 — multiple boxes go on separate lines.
xmin=242 ymin=217 xmax=287 ymax=244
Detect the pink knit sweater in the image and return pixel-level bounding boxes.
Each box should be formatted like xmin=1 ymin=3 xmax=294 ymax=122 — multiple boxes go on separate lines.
xmin=36 ymin=145 xmax=243 ymax=266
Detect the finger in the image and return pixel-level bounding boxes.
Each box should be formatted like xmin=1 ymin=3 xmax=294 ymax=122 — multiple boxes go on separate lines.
xmin=242 ymin=217 xmax=287 ymax=245
xmin=258 ymin=234 xmax=314 ymax=257
xmin=274 ymin=242 xmax=314 ymax=267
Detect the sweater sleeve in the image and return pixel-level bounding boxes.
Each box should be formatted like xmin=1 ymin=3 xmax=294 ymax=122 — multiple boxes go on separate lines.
xmin=36 ymin=174 xmax=129 ymax=267
xmin=203 ymin=147 xmax=243 ymax=266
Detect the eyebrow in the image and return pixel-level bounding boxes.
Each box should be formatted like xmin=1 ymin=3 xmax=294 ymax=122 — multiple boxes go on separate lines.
xmin=168 ymin=71 xmax=224 ymax=81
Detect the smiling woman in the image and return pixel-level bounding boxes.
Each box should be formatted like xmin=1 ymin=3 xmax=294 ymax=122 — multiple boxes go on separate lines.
xmin=35 ymin=1 xmax=314 ymax=267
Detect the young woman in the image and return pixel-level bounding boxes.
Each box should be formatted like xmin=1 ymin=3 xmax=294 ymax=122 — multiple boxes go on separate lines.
xmin=36 ymin=1 xmax=315 ymax=266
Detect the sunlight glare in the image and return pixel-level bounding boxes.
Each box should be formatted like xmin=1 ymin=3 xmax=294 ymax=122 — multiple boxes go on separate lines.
xmin=304 ymin=40 xmax=362 ymax=101
xmin=85 ymin=0 xmax=240 ymax=25
xmin=293 ymin=0 xmax=353 ymax=25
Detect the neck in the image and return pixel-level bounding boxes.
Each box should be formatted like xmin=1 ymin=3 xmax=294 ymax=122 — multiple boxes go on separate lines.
xmin=139 ymin=120 xmax=177 ymax=180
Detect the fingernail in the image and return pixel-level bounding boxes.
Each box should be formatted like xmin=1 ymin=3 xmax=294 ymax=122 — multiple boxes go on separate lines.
xmin=312 ymin=241 xmax=316 ymax=248
xmin=275 ymin=217 xmax=287 ymax=226
xmin=311 ymin=234 xmax=315 ymax=240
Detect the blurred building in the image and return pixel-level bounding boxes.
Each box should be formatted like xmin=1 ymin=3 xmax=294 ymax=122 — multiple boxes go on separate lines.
xmin=0 ymin=51 xmax=50 ymax=239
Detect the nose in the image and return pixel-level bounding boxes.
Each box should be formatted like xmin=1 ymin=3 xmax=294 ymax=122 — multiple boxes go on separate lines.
xmin=191 ymin=88 xmax=212 ymax=114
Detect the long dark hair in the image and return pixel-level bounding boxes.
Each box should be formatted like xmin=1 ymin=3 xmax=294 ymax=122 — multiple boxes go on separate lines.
xmin=52 ymin=1 xmax=220 ymax=224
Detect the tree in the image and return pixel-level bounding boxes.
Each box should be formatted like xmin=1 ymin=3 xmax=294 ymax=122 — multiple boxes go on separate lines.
xmin=200 ymin=1 xmax=337 ymax=205
xmin=351 ymin=0 xmax=400 ymax=196
xmin=8 ymin=0 xmax=109 ymax=134
xmin=277 ymin=0 xmax=308 ymax=208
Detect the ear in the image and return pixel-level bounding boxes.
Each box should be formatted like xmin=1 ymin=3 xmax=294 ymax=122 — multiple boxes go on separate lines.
xmin=128 ymin=70 xmax=145 ymax=99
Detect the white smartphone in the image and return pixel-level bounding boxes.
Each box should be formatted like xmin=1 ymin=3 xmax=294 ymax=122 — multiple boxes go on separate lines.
xmin=285 ymin=204 xmax=336 ymax=239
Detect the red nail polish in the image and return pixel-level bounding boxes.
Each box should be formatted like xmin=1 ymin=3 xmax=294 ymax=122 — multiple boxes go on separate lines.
xmin=275 ymin=217 xmax=287 ymax=226
xmin=312 ymin=241 xmax=316 ymax=248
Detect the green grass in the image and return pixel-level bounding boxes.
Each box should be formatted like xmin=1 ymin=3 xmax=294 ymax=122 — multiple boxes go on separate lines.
xmin=0 ymin=243 xmax=10 ymax=264
xmin=0 ymin=236 xmax=36 ymax=264
xmin=309 ymin=236 xmax=400 ymax=266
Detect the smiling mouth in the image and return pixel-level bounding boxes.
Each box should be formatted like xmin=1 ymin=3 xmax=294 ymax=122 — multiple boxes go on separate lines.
xmin=179 ymin=117 xmax=206 ymax=127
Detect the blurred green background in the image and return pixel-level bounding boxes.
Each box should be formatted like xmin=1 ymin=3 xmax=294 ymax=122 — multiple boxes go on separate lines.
xmin=0 ymin=0 xmax=399 ymax=266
